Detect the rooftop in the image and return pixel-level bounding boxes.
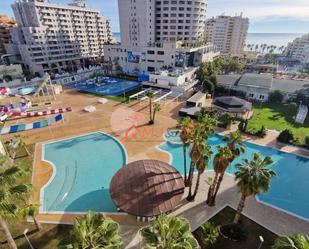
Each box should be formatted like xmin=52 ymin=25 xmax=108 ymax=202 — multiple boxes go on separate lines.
xmin=109 ymin=160 xmax=185 ymax=217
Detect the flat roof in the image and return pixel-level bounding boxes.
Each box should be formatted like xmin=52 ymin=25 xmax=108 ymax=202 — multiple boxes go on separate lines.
xmin=187 ymin=92 xmax=206 ymax=103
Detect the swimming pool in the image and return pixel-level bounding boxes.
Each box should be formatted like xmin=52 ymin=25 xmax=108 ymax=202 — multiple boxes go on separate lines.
xmin=66 ymin=77 xmax=141 ymax=96
xmin=159 ymin=133 xmax=309 ymax=221
xmin=41 ymin=132 xmax=127 ymax=213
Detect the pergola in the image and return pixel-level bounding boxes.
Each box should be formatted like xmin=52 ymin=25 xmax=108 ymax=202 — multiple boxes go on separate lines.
xmin=109 ymin=160 xmax=185 ymax=220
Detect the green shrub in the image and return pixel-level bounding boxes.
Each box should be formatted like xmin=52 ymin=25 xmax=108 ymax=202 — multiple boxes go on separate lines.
xmin=277 ymin=129 xmax=294 ymax=144
xmin=195 ymin=222 xmax=219 ymax=247
xmin=305 ymin=136 xmax=309 ymax=149
xmin=256 ymin=125 xmax=267 ymax=138
xmin=269 ymin=90 xmax=284 ymax=103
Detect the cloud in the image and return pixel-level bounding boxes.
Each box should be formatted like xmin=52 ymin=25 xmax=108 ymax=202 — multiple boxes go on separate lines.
xmin=207 ymin=0 xmax=309 ymax=21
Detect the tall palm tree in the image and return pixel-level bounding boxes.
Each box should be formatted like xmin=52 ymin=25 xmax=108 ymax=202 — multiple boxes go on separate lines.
xmin=206 ymin=146 xmax=233 ymax=206
xmin=0 ymin=156 xmax=32 ymax=249
xmin=62 ymin=211 xmax=123 ymax=248
xmin=188 ymin=145 xmax=212 ymax=201
xmin=272 ymin=234 xmax=309 ymax=249
xmin=233 ymin=153 xmax=276 ymax=224
xmin=222 ymin=131 xmax=245 ymax=162
xmin=141 ymin=214 xmax=200 ymax=249
xmin=19 ymin=204 xmax=42 ymax=231
xmin=146 ymin=91 xmax=155 ymax=125
xmin=176 ymin=117 xmax=194 ymax=185
xmin=152 ymin=103 xmax=161 ymax=124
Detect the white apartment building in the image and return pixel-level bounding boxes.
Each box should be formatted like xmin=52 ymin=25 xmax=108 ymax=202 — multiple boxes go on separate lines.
xmin=205 ymin=14 xmax=249 ymax=56
xmin=285 ymin=34 xmax=309 ymax=64
xmin=104 ymin=0 xmax=218 ymax=76
xmin=5 ymin=0 xmax=115 ymax=75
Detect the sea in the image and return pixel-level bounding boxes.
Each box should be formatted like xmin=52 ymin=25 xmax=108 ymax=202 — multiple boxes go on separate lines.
xmin=113 ymin=32 xmax=304 ymax=48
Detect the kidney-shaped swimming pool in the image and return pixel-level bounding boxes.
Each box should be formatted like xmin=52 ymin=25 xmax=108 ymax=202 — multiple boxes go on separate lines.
xmin=41 ymin=132 xmax=127 ymax=213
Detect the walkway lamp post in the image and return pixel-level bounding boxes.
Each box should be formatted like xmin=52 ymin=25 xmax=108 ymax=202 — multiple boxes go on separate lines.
xmin=258 ymin=235 xmax=264 ymax=249
xmin=23 ymin=228 xmax=35 ymax=249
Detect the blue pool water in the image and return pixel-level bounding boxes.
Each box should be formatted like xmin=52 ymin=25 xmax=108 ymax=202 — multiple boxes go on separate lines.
xmin=160 ymin=134 xmax=309 ymax=220
xmin=66 ymin=77 xmax=141 ymax=96
xmin=42 ymin=132 xmax=127 ymax=212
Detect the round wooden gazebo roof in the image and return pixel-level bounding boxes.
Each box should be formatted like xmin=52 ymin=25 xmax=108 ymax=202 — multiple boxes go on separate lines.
xmin=109 ymin=160 xmax=185 ymax=217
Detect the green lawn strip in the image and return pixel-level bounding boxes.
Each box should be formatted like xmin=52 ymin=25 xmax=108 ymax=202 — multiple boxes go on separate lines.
xmin=194 ymin=206 xmax=278 ymax=249
xmin=247 ymin=103 xmax=309 ymax=143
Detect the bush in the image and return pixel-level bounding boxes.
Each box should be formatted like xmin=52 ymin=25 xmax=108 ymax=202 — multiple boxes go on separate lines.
xmin=305 ymin=136 xmax=309 ymax=149
xmin=277 ymin=129 xmax=294 ymax=144
xmin=195 ymin=222 xmax=219 ymax=247
xmin=256 ymin=125 xmax=267 ymax=138
xmin=268 ymin=90 xmax=284 ymax=103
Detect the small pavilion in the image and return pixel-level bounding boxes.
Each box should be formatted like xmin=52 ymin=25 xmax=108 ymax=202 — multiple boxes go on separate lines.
xmin=109 ymin=159 xmax=185 ymax=220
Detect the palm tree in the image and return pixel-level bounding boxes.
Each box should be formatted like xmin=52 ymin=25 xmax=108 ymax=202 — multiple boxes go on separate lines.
xmin=188 ymin=145 xmax=212 ymax=201
xmin=140 ymin=214 xmax=200 ymax=249
xmin=206 ymin=146 xmax=233 ymax=206
xmin=146 ymin=91 xmax=155 ymax=125
xmin=222 ymin=131 xmax=245 ymax=162
xmin=233 ymin=153 xmax=276 ymax=224
xmin=176 ymin=117 xmax=194 ymax=185
xmin=62 ymin=211 xmax=123 ymax=248
xmin=152 ymin=103 xmax=161 ymax=124
xmin=19 ymin=204 xmax=42 ymax=231
xmin=272 ymin=234 xmax=309 ymax=249
xmin=0 ymin=156 xmax=32 ymax=249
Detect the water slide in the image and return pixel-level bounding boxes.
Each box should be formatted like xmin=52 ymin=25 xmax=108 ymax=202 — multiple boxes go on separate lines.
xmin=0 ymin=113 xmax=64 ymax=135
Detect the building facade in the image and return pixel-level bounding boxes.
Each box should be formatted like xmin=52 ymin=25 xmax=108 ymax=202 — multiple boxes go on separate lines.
xmin=104 ymin=0 xmax=218 ymax=76
xmin=5 ymin=0 xmax=115 ymax=75
xmin=285 ymin=34 xmax=309 ymax=64
xmin=205 ymin=14 xmax=249 ymax=56
xmin=0 ymin=15 xmax=16 ymax=55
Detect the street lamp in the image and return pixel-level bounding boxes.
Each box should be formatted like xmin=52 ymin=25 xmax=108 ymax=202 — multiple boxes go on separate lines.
xmin=258 ymin=235 xmax=264 ymax=249
xmin=23 ymin=228 xmax=35 ymax=249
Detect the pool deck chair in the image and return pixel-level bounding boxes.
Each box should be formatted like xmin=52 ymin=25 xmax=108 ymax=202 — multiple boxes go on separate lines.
xmin=0 ymin=114 xmax=64 ymax=135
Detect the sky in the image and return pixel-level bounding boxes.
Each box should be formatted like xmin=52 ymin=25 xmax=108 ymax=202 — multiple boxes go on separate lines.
xmin=2 ymin=0 xmax=309 ymax=33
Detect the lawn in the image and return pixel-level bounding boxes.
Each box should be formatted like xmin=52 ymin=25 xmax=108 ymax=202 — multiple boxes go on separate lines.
xmin=194 ymin=206 xmax=278 ymax=249
xmin=247 ymin=102 xmax=309 ymax=143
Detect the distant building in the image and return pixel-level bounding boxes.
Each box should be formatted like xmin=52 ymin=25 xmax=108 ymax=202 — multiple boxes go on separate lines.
xmin=5 ymin=0 xmax=115 ymax=75
xmin=205 ymin=14 xmax=249 ymax=56
xmin=104 ymin=0 xmax=218 ymax=76
xmin=0 ymin=15 xmax=16 ymax=55
xmin=285 ymin=34 xmax=309 ymax=64
xmin=217 ymin=73 xmax=309 ymax=101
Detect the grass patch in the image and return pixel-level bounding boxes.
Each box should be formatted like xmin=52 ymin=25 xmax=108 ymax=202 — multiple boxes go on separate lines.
xmin=247 ymin=102 xmax=309 ymax=143
xmin=194 ymin=206 xmax=278 ymax=249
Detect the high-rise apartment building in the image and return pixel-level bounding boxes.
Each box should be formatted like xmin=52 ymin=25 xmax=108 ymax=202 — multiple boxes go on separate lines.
xmin=285 ymin=34 xmax=309 ymax=64
xmin=0 ymin=15 xmax=16 ymax=55
xmin=5 ymin=0 xmax=115 ymax=75
xmin=205 ymin=14 xmax=249 ymax=56
xmin=105 ymin=0 xmax=217 ymax=75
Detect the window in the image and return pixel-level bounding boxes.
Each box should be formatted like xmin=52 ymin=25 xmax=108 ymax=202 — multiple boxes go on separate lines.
xmin=147 ymin=50 xmax=155 ymax=54
xmin=248 ymin=93 xmax=254 ymax=98
xmin=157 ymin=51 xmax=164 ymax=55
xmin=147 ymin=66 xmax=155 ymax=72
xmin=259 ymin=95 xmax=265 ymax=100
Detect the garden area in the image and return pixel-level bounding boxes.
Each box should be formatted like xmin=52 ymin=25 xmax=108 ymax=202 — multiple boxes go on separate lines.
xmin=194 ymin=206 xmax=278 ymax=249
xmin=247 ymin=102 xmax=309 ymax=144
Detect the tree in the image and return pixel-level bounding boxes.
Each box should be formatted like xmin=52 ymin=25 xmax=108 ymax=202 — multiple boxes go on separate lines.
xmin=152 ymin=103 xmax=161 ymax=124
xmin=19 ymin=204 xmax=42 ymax=231
xmin=272 ymin=234 xmax=309 ymax=249
xmin=277 ymin=129 xmax=294 ymax=144
xmin=206 ymin=146 xmax=233 ymax=206
xmin=233 ymin=153 xmax=276 ymax=224
xmin=0 ymin=156 xmax=32 ymax=249
xmin=269 ymin=90 xmax=284 ymax=103
xmin=305 ymin=136 xmax=309 ymax=149
xmin=147 ymin=91 xmax=155 ymax=125
xmin=62 ymin=211 xmax=123 ymax=249
xmin=140 ymin=214 xmax=200 ymax=249
xmin=176 ymin=117 xmax=194 ymax=185
xmin=222 ymin=131 xmax=245 ymax=162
